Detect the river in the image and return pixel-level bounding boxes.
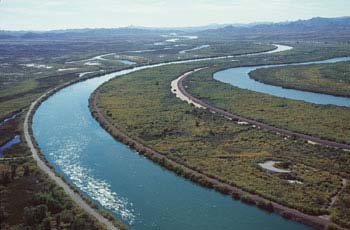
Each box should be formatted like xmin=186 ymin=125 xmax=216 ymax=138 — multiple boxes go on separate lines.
xmin=32 ymin=45 xmax=309 ymax=229
xmin=214 ymin=57 xmax=350 ymax=107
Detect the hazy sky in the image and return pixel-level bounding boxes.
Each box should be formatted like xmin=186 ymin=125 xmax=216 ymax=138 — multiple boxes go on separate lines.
xmin=1 ymin=0 xmax=349 ymax=30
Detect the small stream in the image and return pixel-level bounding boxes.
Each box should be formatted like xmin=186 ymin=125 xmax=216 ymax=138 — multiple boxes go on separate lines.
xmin=0 ymin=111 xmax=21 ymax=127
xmin=0 ymin=135 xmax=21 ymax=157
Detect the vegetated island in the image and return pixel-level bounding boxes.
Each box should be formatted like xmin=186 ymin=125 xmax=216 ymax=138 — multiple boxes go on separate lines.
xmin=249 ymin=61 xmax=350 ymax=97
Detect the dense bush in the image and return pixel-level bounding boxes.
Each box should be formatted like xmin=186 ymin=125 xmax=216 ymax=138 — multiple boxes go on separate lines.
xmin=186 ymin=66 xmax=350 ymax=144
xmin=250 ymin=61 xmax=350 ymax=97
xmin=94 ymin=57 xmax=348 ymax=227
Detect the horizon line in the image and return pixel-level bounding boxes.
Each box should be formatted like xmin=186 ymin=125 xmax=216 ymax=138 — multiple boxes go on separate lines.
xmin=2 ymin=15 xmax=349 ymax=33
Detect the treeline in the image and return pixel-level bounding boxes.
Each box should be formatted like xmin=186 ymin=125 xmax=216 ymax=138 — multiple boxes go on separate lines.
xmin=0 ymin=161 xmax=108 ymax=230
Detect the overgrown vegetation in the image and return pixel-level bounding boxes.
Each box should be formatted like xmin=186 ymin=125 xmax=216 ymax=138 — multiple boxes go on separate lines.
xmin=95 ymin=62 xmax=349 ymax=227
xmin=184 ymin=52 xmax=350 ymax=144
xmin=0 ymin=160 xmax=109 ymax=230
xmin=0 ymin=113 xmax=117 ymax=229
xmin=250 ymin=61 xmax=350 ymax=97
xmin=2 ymin=27 xmax=350 ymax=229
xmin=0 ymin=36 xmax=278 ymax=229
xmin=0 ymin=41 xmax=137 ymax=229
xmin=331 ymin=183 xmax=350 ymax=228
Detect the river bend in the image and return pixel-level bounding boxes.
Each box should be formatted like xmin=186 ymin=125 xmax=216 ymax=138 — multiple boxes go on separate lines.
xmin=32 ymin=45 xmax=308 ymax=229
xmin=214 ymin=57 xmax=350 ymax=107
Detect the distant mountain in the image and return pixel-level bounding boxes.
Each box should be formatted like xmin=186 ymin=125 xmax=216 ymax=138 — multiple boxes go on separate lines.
xmin=1 ymin=17 xmax=349 ymax=41
xmin=127 ymin=24 xmax=228 ymax=32
xmin=199 ymin=17 xmax=350 ymax=40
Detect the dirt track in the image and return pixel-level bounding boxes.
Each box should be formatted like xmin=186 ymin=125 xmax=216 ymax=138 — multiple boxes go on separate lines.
xmin=92 ymin=83 xmax=346 ymax=230
xmin=173 ymin=68 xmax=350 ymax=150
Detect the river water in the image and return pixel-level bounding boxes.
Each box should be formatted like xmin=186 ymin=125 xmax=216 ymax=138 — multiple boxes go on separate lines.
xmin=214 ymin=57 xmax=350 ymax=107
xmin=0 ymin=135 xmax=21 ymax=157
xmin=32 ymin=45 xmax=309 ymax=229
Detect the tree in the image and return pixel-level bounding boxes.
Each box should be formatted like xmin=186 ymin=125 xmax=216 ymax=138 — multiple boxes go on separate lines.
xmin=23 ymin=207 xmax=35 ymax=226
xmin=0 ymin=207 xmax=7 ymax=222
xmin=10 ymin=164 xmax=17 ymax=179
xmin=23 ymin=164 xmax=30 ymax=176
xmin=34 ymin=205 xmax=48 ymax=224
xmin=195 ymin=120 xmax=200 ymax=127
xmin=42 ymin=217 xmax=51 ymax=230
xmin=1 ymin=171 xmax=11 ymax=185
xmin=56 ymin=214 xmax=61 ymax=229
xmin=60 ymin=210 xmax=73 ymax=224
xmin=70 ymin=216 xmax=93 ymax=230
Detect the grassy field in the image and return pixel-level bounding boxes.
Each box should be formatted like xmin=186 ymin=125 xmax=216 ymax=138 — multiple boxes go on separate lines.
xmin=250 ymin=61 xmax=350 ymax=97
xmin=95 ymin=62 xmax=350 ymax=228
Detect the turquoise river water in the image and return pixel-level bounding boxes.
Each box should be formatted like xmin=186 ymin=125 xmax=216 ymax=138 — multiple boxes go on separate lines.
xmin=214 ymin=57 xmax=350 ymax=107
xmin=32 ymin=45 xmax=323 ymax=229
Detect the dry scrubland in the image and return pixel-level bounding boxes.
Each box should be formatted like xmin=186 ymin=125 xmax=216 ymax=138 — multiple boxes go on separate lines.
xmin=1 ymin=30 xmax=350 ymax=229
xmin=94 ymin=58 xmax=350 ymax=228
xmin=0 ymin=39 xmax=274 ymax=229
xmin=186 ymin=67 xmax=350 ymax=144
xmin=250 ymin=61 xmax=350 ymax=97
xmin=0 ymin=114 xmax=115 ymax=229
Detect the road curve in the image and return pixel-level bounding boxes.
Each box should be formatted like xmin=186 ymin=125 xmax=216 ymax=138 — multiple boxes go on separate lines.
xmin=24 ymin=88 xmax=118 ymax=230
xmin=92 ymin=88 xmax=333 ymax=230
xmin=171 ymin=68 xmax=350 ymax=150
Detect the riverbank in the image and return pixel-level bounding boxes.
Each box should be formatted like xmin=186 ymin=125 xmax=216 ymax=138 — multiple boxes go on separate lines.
xmin=26 ymin=43 xmax=289 ymax=229
xmin=32 ymin=43 xmax=350 ymax=229
xmin=0 ymin=69 xmax=126 ymax=228
xmin=91 ymin=80 xmax=346 ymax=230
xmin=23 ymin=71 xmax=129 ymax=230
xmin=185 ymin=61 xmax=350 ymax=144
xmin=176 ymin=69 xmax=350 ymax=149
xmin=249 ymin=61 xmax=350 ymax=98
